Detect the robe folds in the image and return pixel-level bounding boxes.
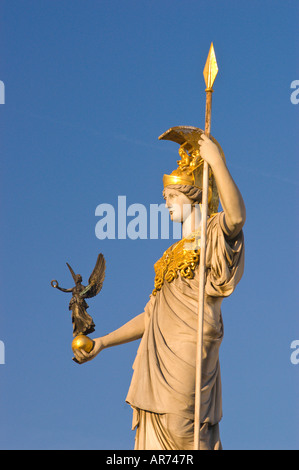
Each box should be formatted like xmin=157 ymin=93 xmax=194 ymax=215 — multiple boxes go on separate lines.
xmin=126 ymin=212 xmax=245 ymax=449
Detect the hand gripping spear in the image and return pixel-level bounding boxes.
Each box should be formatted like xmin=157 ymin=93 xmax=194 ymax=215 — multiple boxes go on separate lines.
xmin=194 ymin=43 xmax=219 ymax=450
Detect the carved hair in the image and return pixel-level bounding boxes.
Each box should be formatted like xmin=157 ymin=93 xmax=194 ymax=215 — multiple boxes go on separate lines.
xmin=163 ymin=184 xmax=202 ymax=206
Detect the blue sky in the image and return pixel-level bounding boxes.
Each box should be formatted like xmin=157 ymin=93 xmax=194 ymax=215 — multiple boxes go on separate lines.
xmin=0 ymin=0 xmax=298 ymax=450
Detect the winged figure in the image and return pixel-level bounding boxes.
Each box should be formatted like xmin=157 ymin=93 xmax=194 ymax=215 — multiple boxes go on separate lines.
xmin=51 ymin=254 xmax=106 ymax=337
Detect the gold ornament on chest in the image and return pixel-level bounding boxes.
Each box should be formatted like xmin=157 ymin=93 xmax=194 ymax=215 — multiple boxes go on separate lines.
xmin=152 ymin=235 xmax=200 ymax=295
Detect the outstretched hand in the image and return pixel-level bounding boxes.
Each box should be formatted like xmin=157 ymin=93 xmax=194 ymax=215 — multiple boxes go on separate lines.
xmin=73 ymin=337 xmax=104 ymax=364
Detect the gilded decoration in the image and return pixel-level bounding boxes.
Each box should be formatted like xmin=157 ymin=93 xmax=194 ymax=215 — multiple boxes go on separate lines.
xmin=159 ymin=126 xmax=226 ymax=215
xmin=152 ymin=233 xmax=200 ymax=296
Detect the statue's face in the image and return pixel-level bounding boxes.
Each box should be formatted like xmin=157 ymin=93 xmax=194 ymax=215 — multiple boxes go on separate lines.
xmin=164 ymin=187 xmax=192 ymax=223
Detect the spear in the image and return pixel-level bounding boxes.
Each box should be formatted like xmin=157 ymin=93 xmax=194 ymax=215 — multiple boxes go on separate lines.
xmin=194 ymin=43 xmax=218 ymax=450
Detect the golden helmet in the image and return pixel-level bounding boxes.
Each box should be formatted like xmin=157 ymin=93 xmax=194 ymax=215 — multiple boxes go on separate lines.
xmin=159 ymin=126 xmax=225 ymax=215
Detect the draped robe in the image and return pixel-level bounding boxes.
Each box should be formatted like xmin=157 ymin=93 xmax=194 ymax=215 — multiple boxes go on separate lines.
xmin=126 ymin=212 xmax=245 ymax=450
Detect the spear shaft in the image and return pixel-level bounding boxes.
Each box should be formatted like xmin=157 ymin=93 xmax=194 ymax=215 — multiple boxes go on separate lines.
xmin=194 ymin=43 xmax=218 ymax=450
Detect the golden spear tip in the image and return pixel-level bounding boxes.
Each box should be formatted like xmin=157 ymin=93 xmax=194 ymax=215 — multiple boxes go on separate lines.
xmin=203 ymin=42 xmax=218 ymax=90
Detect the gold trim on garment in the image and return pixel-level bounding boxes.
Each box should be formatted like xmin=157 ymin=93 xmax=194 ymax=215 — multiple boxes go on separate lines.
xmin=152 ymin=214 xmax=218 ymax=296
xmin=152 ymin=234 xmax=200 ymax=296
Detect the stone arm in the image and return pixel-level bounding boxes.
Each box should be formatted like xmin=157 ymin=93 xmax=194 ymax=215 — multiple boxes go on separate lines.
xmin=73 ymin=312 xmax=145 ymax=364
xmin=198 ymin=134 xmax=246 ymax=239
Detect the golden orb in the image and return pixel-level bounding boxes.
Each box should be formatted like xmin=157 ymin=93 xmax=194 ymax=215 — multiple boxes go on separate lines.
xmin=72 ymin=334 xmax=94 ymax=354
